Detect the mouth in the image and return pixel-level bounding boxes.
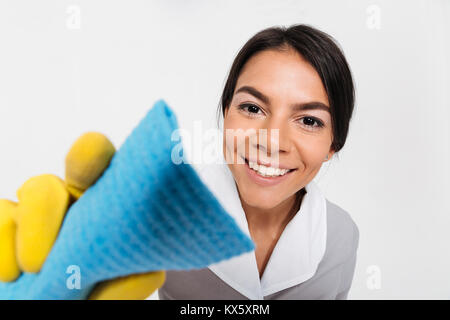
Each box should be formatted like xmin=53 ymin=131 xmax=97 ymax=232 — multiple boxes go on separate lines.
xmin=241 ymin=156 xmax=297 ymax=187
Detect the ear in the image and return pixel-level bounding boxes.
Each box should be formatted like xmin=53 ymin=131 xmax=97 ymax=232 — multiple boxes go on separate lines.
xmin=324 ymin=148 xmax=336 ymax=162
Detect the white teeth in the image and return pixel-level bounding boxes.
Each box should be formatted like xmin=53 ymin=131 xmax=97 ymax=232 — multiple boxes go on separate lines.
xmin=248 ymin=160 xmax=290 ymax=177
xmin=249 ymin=161 xmax=258 ymax=170
xmin=260 ymin=166 xmax=267 ymax=175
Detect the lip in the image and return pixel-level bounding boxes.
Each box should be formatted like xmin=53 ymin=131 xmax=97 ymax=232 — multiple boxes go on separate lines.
xmin=242 ymin=156 xmax=295 ymax=187
xmin=245 ymin=156 xmax=294 ymax=170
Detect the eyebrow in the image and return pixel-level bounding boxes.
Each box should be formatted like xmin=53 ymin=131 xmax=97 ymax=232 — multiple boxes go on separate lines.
xmin=234 ymin=85 xmax=330 ymax=113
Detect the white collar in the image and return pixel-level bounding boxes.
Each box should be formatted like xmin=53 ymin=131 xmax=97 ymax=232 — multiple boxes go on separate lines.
xmin=194 ymin=160 xmax=327 ymax=300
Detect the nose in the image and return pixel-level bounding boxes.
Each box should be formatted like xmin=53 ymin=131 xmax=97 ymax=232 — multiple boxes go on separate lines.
xmin=253 ymin=116 xmax=292 ymax=157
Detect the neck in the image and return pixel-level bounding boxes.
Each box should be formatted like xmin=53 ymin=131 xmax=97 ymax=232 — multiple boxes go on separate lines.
xmin=239 ymin=188 xmax=306 ymax=234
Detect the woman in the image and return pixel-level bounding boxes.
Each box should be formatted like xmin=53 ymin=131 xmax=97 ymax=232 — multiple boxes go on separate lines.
xmin=159 ymin=24 xmax=359 ymax=300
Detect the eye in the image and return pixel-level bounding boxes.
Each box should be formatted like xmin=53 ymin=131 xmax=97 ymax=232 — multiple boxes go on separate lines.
xmin=237 ymin=103 xmax=264 ymax=117
xmin=299 ymin=116 xmax=324 ymax=129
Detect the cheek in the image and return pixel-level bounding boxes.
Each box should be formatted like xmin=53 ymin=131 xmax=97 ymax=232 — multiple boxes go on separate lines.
xmin=294 ymin=134 xmax=332 ymax=171
xmin=223 ymin=110 xmax=253 ymax=132
xmin=222 ymin=113 xmax=254 ymax=158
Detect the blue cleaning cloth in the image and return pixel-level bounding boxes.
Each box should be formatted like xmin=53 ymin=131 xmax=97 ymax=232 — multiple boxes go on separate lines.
xmin=0 ymin=99 xmax=255 ymax=300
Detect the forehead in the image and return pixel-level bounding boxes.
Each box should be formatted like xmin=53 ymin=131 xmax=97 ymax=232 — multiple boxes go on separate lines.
xmin=235 ymin=48 xmax=329 ymax=106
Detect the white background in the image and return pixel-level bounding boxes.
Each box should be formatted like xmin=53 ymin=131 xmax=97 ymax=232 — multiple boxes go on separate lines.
xmin=0 ymin=0 xmax=449 ymax=299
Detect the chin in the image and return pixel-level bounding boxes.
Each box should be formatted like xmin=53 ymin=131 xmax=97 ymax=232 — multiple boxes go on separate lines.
xmin=238 ymin=188 xmax=283 ymax=210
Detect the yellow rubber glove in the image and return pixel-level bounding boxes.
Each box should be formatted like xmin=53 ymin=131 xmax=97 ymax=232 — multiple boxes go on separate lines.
xmin=0 ymin=132 xmax=165 ymax=299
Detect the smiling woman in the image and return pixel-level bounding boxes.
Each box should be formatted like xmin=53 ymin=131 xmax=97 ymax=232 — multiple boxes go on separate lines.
xmin=159 ymin=24 xmax=359 ymax=300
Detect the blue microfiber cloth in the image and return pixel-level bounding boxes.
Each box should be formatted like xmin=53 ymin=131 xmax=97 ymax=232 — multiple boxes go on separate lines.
xmin=0 ymin=99 xmax=255 ymax=300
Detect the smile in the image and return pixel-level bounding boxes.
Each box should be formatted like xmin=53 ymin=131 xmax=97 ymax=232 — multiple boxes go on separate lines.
xmin=242 ymin=156 xmax=296 ymax=187
xmin=248 ymin=160 xmax=292 ymax=177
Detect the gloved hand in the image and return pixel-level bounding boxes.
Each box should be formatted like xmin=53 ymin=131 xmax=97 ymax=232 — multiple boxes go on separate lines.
xmin=0 ymin=131 xmax=165 ymax=299
xmin=0 ymin=99 xmax=254 ymax=300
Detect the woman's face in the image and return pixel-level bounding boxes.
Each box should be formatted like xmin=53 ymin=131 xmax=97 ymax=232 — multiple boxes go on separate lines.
xmin=223 ymin=48 xmax=334 ymax=210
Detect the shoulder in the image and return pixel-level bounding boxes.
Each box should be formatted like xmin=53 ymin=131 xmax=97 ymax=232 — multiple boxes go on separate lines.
xmin=324 ymin=199 xmax=360 ymax=261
